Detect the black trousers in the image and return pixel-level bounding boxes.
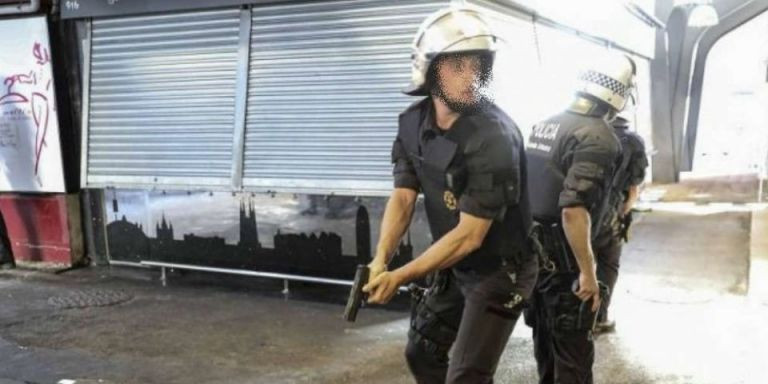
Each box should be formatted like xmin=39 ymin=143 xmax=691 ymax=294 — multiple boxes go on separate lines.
xmin=594 ymin=235 xmax=622 ymax=322
xmin=405 ymin=257 xmax=538 ymax=384
xmin=526 ymin=272 xmax=595 ymax=384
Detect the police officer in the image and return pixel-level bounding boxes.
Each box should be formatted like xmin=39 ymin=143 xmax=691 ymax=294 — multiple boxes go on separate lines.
xmin=524 ymin=54 xmax=637 ymax=383
xmin=593 ymin=115 xmax=648 ymax=333
xmin=362 ymin=6 xmax=538 ymax=383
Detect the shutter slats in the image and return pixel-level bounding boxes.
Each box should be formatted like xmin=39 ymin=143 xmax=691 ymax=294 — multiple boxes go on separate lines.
xmin=242 ymin=0 xmax=444 ymax=192
xmin=87 ymin=8 xmax=241 ymax=185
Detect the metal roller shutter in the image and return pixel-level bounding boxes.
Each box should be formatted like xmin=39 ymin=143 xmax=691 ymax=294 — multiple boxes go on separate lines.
xmin=242 ymin=0 xmax=445 ymax=195
xmin=86 ymin=8 xmax=242 ymax=188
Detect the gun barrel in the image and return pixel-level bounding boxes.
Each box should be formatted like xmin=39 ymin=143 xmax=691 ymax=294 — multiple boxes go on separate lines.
xmin=343 ymin=265 xmax=369 ymax=322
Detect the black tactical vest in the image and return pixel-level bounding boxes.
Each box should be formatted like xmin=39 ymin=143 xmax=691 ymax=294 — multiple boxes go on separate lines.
xmin=525 ymin=111 xmax=619 ymax=237
xmin=397 ymin=99 xmax=532 ymax=273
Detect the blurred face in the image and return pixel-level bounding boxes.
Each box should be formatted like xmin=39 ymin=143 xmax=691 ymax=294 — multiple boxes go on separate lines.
xmin=430 ymin=52 xmax=492 ymax=114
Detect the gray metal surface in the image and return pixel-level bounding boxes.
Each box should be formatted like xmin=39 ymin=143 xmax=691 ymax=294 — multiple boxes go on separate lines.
xmin=81 ymin=0 xmax=656 ymax=193
xmin=86 ymin=8 xmax=242 ymax=187
xmin=79 ymin=20 xmax=92 ymax=189
xmin=683 ymin=0 xmax=768 ymax=172
xmin=230 ymin=9 xmax=253 ymax=189
xmin=242 ymin=0 xmax=445 ymax=195
xmin=470 ymin=0 xmax=654 ymax=60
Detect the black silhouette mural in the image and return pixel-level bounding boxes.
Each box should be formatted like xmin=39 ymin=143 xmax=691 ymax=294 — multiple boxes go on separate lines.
xmin=107 ymin=215 xmax=149 ymax=261
xmin=355 ymin=206 xmax=371 ymax=265
xmin=156 ymin=215 xmax=174 ymax=242
xmin=239 ymin=201 xmax=261 ymax=252
xmin=105 ymin=192 xmax=419 ymax=280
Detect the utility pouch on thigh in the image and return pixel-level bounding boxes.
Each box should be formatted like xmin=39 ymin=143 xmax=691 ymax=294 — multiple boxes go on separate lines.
xmin=550 ymin=292 xmax=583 ymax=332
xmin=410 ymin=300 xmax=458 ymax=357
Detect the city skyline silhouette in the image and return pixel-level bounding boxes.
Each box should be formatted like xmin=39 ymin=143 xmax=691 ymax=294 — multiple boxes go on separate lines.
xmin=107 ymin=203 xmax=413 ymax=280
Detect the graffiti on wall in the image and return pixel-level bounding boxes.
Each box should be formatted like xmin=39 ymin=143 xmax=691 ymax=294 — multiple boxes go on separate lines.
xmin=0 ymin=17 xmax=65 ymax=193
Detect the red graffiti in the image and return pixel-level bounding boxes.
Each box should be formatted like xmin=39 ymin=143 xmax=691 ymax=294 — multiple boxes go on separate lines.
xmin=0 ymin=72 xmax=35 ymax=106
xmin=31 ymin=92 xmax=49 ymax=175
xmin=33 ymin=42 xmax=50 ymax=66
xmin=0 ymin=42 xmax=54 ymax=177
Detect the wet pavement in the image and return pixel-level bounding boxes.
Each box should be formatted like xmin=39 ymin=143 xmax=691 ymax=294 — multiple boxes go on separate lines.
xmin=1 ymin=205 xmax=766 ymax=384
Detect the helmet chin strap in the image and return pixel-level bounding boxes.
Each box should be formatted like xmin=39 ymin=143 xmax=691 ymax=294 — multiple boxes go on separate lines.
xmin=568 ymin=94 xmax=617 ymax=121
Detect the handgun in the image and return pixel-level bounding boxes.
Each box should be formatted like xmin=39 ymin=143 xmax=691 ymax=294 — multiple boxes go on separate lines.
xmin=571 ymin=280 xmax=609 ymax=331
xmin=343 ymin=265 xmax=369 ymax=322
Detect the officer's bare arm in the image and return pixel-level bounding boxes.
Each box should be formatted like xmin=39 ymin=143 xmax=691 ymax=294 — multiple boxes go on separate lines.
xmin=372 ymin=188 xmax=419 ymax=266
xmin=562 ymin=206 xmax=600 ymax=309
xmin=622 ymin=185 xmax=639 ymax=216
xmin=395 ymin=212 xmax=491 ymax=282
xmin=561 ymin=206 xmax=597 ymax=276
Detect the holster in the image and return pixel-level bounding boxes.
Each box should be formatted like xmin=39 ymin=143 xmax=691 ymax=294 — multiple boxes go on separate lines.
xmin=536 ymin=273 xmax=610 ymax=333
xmin=408 ymin=270 xmax=457 ymax=358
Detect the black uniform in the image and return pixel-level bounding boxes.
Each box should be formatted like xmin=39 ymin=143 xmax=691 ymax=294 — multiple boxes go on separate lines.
xmin=524 ymin=110 xmax=620 ymax=384
xmin=593 ymin=119 xmax=648 ymax=323
xmin=393 ymin=98 xmax=538 ymax=384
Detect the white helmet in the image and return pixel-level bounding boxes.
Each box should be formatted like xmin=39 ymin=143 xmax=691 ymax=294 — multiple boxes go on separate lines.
xmin=403 ymin=6 xmax=499 ymax=96
xmin=576 ymin=53 xmax=637 ymax=112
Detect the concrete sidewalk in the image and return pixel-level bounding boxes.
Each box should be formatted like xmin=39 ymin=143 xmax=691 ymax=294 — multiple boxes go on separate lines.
xmin=1 ymin=207 xmax=766 ymax=384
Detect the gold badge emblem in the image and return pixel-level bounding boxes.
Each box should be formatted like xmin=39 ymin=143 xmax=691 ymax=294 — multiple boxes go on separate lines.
xmin=443 ymin=190 xmax=457 ymax=211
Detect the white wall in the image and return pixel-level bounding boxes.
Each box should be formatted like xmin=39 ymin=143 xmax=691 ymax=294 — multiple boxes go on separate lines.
xmin=694 ymin=10 xmax=768 ymax=177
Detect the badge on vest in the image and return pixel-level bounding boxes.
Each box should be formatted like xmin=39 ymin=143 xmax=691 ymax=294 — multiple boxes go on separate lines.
xmin=443 ymin=190 xmax=458 ymax=211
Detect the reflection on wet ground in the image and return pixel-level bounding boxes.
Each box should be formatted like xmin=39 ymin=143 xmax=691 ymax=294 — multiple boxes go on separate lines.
xmin=0 ymin=205 xmax=766 ymax=383
xmin=498 ymin=205 xmax=765 ymax=384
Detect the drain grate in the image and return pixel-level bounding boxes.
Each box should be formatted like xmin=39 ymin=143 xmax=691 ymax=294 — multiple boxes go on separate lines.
xmin=48 ymin=289 xmax=133 ymax=309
